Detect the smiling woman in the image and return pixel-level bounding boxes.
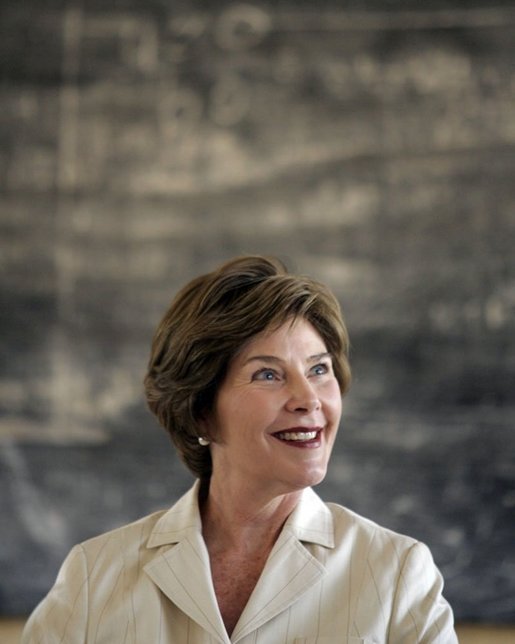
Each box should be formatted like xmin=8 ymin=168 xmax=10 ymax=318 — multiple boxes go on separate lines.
xmin=22 ymin=256 xmax=458 ymax=643
xmin=144 ymin=255 xmax=351 ymax=483
xmin=206 ymin=319 xmax=342 ymax=507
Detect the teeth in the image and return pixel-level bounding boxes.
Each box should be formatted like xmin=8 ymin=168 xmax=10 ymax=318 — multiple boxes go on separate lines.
xmin=276 ymin=431 xmax=317 ymax=441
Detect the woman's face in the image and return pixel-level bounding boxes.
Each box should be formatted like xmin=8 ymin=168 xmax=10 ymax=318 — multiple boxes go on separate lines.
xmin=205 ymin=318 xmax=342 ymax=500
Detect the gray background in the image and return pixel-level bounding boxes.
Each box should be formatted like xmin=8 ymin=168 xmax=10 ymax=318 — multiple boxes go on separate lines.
xmin=1 ymin=0 xmax=515 ymax=623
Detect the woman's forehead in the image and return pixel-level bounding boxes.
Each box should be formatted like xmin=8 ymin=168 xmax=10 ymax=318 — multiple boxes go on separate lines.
xmin=232 ymin=319 xmax=327 ymax=365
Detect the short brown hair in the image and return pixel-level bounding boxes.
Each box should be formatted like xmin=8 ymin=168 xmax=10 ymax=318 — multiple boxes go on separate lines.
xmin=144 ymin=255 xmax=351 ymax=479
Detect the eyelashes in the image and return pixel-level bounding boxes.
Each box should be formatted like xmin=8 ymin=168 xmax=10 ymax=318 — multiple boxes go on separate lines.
xmin=251 ymin=362 xmax=332 ymax=382
xmin=252 ymin=368 xmax=278 ymax=382
xmin=311 ymin=362 xmax=330 ymax=376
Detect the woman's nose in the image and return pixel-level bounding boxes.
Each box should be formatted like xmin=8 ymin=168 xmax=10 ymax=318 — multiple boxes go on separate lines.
xmin=285 ymin=376 xmax=321 ymax=413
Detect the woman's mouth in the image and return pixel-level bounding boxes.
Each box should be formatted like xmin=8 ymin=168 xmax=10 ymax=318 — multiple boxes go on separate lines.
xmin=273 ymin=429 xmax=322 ymax=444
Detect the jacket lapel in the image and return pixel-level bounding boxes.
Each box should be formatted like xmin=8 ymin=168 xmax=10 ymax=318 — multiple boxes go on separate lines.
xmin=144 ymin=535 xmax=228 ymax=644
xmin=232 ymin=488 xmax=334 ymax=643
xmin=143 ymin=482 xmax=229 ymax=644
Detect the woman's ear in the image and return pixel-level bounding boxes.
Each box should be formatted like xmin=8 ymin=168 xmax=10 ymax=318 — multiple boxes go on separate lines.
xmin=197 ymin=414 xmax=216 ymax=443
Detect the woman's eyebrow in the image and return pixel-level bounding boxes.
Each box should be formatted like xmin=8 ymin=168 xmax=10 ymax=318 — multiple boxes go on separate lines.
xmin=243 ymin=355 xmax=283 ymax=366
xmin=243 ymin=352 xmax=332 ymax=366
xmin=307 ymin=352 xmax=332 ymax=363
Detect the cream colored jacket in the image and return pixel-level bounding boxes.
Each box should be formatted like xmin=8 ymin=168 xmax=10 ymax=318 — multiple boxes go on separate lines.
xmin=22 ymin=481 xmax=458 ymax=643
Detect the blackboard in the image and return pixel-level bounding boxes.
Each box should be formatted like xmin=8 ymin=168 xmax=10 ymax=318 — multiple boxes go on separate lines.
xmin=1 ymin=0 xmax=514 ymax=622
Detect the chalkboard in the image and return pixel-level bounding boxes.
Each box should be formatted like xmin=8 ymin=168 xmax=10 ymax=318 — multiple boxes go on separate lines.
xmin=1 ymin=0 xmax=514 ymax=623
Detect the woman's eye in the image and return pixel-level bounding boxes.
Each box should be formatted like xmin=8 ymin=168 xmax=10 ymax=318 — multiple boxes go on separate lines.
xmin=253 ymin=368 xmax=278 ymax=381
xmin=312 ymin=363 xmax=329 ymax=376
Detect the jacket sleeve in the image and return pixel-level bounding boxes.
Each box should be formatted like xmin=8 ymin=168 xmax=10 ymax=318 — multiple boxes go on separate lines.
xmin=389 ymin=541 xmax=458 ymax=643
xmin=21 ymin=545 xmax=89 ymax=644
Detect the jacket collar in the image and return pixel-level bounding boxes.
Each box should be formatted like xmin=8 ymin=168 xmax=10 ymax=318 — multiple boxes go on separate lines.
xmin=284 ymin=485 xmax=335 ymax=549
xmin=146 ymin=480 xmax=203 ymax=548
xmin=146 ymin=480 xmax=335 ymax=550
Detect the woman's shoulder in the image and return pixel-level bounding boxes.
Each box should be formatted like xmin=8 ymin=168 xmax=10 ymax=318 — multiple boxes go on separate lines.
xmin=74 ymin=508 xmax=169 ymax=563
xmin=78 ymin=482 xmax=201 ymax=557
xmin=291 ymin=487 xmax=419 ymax=554
xmin=321 ymin=500 xmax=442 ymax=584
xmin=323 ymin=499 xmax=420 ymax=560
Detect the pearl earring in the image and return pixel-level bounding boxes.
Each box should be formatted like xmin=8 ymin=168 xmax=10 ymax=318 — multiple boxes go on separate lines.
xmin=198 ymin=437 xmax=210 ymax=446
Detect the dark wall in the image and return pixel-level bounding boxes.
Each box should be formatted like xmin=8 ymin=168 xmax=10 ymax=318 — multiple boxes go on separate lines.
xmin=1 ymin=0 xmax=515 ymax=622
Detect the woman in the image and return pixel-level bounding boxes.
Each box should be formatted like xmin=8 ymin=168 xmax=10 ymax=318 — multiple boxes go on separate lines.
xmin=23 ymin=255 xmax=458 ymax=643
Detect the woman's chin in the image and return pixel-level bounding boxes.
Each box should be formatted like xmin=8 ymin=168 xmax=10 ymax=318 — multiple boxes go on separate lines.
xmin=285 ymin=464 xmax=328 ymax=492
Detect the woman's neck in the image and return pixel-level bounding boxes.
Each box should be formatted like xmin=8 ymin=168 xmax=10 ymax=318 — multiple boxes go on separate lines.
xmin=200 ymin=477 xmax=302 ymax=555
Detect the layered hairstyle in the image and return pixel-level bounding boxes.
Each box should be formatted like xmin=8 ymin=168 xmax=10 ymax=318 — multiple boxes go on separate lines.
xmin=144 ymin=255 xmax=351 ymax=479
